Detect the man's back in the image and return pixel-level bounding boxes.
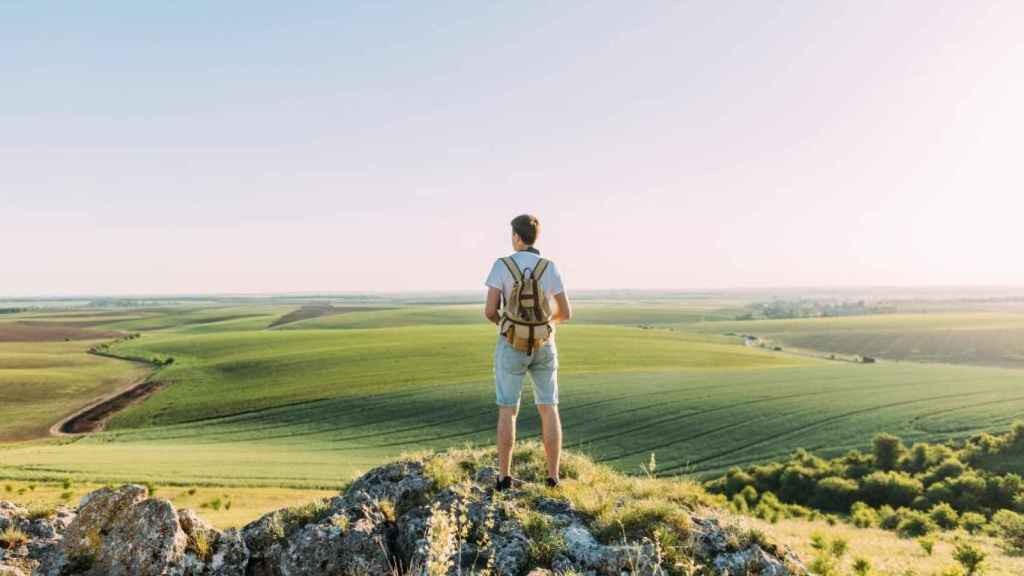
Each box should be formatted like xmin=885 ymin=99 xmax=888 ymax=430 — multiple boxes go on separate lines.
xmin=484 ymin=250 xmax=565 ymax=308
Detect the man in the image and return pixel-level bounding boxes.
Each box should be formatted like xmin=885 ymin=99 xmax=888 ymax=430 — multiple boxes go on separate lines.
xmin=484 ymin=214 xmax=572 ymax=491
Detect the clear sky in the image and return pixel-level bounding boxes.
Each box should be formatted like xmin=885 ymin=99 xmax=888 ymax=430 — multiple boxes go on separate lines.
xmin=3 ymin=1 xmax=1022 ymax=296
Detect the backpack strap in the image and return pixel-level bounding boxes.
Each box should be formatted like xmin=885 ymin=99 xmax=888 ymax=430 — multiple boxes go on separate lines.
xmin=532 ymin=258 xmax=550 ymax=281
xmin=499 ymin=257 xmax=524 ymax=284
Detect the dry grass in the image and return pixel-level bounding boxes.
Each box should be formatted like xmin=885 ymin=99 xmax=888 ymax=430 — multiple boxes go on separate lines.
xmin=751 ymin=516 xmax=1024 ymax=576
xmin=0 ymin=480 xmax=335 ymax=529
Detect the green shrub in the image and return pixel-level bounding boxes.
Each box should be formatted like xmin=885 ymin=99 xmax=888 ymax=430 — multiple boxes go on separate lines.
xmin=812 ymin=476 xmax=858 ymax=512
xmin=861 ymin=471 xmax=923 ymax=508
xmin=850 ymin=502 xmax=878 ymax=528
xmin=896 ymin=509 xmax=937 ymax=538
xmin=992 ymin=509 xmax=1024 ymax=552
xmin=960 ymin=512 xmax=986 ymax=535
xmin=779 ymin=465 xmax=817 ymax=504
xmin=873 ymin=433 xmax=906 ymax=471
xmin=851 ymin=557 xmax=871 ymax=576
xmin=929 ymin=502 xmax=960 ymax=530
xmin=918 ymin=535 xmax=935 ymax=555
xmin=739 ymin=485 xmax=759 ymax=506
xmin=952 ymin=541 xmax=985 ymax=575
xmin=723 ymin=467 xmax=755 ymax=496
xmin=878 ymin=505 xmax=900 ymax=530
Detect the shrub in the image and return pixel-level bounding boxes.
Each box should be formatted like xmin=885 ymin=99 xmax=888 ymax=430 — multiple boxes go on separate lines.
xmin=739 ymin=485 xmax=759 ymax=507
xmin=778 ymin=465 xmax=817 ymax=504
xmin=896 ymin=509 xmax=937 ymax=538
xmin=841 ymin=450 xmax=874 ymax=480
xmin=918 ymin=535 xmax=936 ymax=555
xmin=873 ymin=433 xmax=906 ymax=471
xmin=949 ymin=473 xmax=987 ymax=511
xmin=952 ymin=541 xmax=985 ymax=575
xmin=723 ymin=467 xmax=755 ymax=496
xmin=925 ymin=481 xmax=955 ymax=506
xmin=924 ymin=459 xmax=966 ymax=485
xmin=861 ymin=471 xmax=923 ymax=508
xmin=960 ymin=512 xmax=986 ymax=535
xmin=812 ymin=476 xmax=858 ymax=512
xmin=929 ymin=502 xmax=960 ymax=530
xmin=850 ymin=502 xmax=878 ymax=528
xmin=878 ymin=505 xmax=900 ymax=530
xmin=852 ymin=557 xmax=871 ymax=576
xmin=992 ymin=509 xmax=1024 ymax=552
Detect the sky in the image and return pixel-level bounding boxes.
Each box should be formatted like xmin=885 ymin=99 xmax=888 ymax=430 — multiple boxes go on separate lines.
xmin=2 ymin=1 xmax=1023 ymax=296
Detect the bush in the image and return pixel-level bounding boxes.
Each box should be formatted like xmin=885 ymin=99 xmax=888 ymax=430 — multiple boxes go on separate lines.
xmin=850 ymin=502 xmax=878 ymax=528
xmin=878 ymin=505 xmax=900 ymax=530
xmin=949 ymin=473 xmax=987 ymax=511
xmin=992 ymin=509 xmax=1024 ymax=552
xmin=960 ymin=512 xmax=987 ymax=535
xmin=861 ymin=471 xmax=923 ymax=508
xmin=812 ymin=476 xmax=858 ymax=512
xmin=841 ymin=450 xmax=874 ymax=480
xmin=924 ymin=459 xmax=967 ymax=485
xmin=779 ymin=465 xmax=817 ymax=504
xmin=722 ymin=466 xmax=754 ymax=496
xmin=896 ymin=509 xmax=937 ymax=538
xmin=918 ymin=535 xmax=936 ymax=555
xmin=929 ymin=502 xmax=960 ymax=530
xmin=873 ymin=433 xmax=906 ymax=471
xmin=739 ymin=485 xmax=759 ymax=507
xmin=730 ymin=494 xmax=749 ymax=514
xmin=953 ymin=541 xmax=985 ymax=575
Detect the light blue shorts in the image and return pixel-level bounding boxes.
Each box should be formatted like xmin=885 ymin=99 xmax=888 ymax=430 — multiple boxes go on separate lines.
xmin=494 ymin=335 xmax=559 ymax=406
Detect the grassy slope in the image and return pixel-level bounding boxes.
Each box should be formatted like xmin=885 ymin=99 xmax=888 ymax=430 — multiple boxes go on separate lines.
xmin=105 ymin=323 xmax=793 ymax=428
xmin=5 ymin=305 xmax=1024 ymax=489
xmin=700 ymin=312 xmax=1024 ymax=368
xmin=0 ymin=338 xmax=152 ymax=441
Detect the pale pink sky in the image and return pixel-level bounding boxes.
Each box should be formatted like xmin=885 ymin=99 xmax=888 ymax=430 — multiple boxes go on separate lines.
xmin=2 ymin=2 xmax=1023 ymax=296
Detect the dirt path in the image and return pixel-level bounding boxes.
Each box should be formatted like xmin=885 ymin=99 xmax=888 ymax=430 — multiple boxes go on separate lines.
xmin=49 ymin=354 xmax=161 ymax=437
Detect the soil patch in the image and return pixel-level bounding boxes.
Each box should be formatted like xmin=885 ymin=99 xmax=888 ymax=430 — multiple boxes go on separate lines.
xmin=268 ymin=304 xmax=390 ymax=328
xmin=0 ymin=321 xmax=123 ymax=342
xmin=56 ymin=380 xmax=164 ymax=434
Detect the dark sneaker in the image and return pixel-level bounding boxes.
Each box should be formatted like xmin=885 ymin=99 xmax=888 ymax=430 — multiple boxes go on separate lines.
xmin=496 ymin=476 xmax=513 ymax=492
xmin=546 ymin=477 xmax=559 ymax=488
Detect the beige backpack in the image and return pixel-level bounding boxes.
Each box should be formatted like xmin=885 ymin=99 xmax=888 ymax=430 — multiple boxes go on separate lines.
xmin=498 ymin=257 xmax=553 ymax=354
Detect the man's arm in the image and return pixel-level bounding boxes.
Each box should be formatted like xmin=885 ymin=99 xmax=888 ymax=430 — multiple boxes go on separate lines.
xmin=484 ymin=287 xmax=502 ymax=325
xmin=551 ymin=291 xmax=572 ymax=323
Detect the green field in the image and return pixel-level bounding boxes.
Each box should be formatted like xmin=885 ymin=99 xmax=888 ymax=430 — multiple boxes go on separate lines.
xmin=0 ymin=338 xmax=151 ymax=441
xmin=3 ymin=301 xmax=1024 ymax=490
xmin=701 ymin=312 xmax=1024 ymax=368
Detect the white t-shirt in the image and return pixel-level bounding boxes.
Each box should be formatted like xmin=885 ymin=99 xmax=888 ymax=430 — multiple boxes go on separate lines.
xmin=484 ymin=250 xmax=565 ymax=307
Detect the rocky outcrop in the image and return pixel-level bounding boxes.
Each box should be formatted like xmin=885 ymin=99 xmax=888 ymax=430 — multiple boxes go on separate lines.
xmin=2 ymin=455 xmax=805 ymax=576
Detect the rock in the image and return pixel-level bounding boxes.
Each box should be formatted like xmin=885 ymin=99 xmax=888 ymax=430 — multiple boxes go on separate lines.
xmin=0 ymin=565 xmax=27 ymax=576
xmin=92 ymin=498 xmax=187 ymax=576
xmin=15 ymin=451 xmax=805 ymax=576
xmin=0 ymin=502 xmax=28 ymax=531
xmin=713 ymin=544 xmax=793 ymax=576
xmin=561 ymin=522 xmax=661 ymax=576
xmin=279 ymin=517 xmax=390 ymax=576
xmin=205 ymin=529 xmax=247 ymax=576
xmin=240 ymin=509 xmax=288 ymax=576
xmin=60 ymin=484 xmax=148 ymax=561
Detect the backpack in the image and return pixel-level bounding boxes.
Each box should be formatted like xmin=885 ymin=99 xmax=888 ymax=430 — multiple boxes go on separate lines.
xmin=498 ymin=256 xmax=553 ymax=354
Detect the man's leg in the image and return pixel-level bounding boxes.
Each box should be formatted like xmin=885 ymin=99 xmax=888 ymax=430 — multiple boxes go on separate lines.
xmin=497 ymin=405 xmax=519 ymax=479
xmin=536 ymin=404 xmax=562 ymax=480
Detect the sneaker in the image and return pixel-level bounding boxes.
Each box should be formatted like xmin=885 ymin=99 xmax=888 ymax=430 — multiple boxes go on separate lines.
xmin=496 ymin=476 xmax=513 ymax=492
xmin=546 ymin=477 xmax=559 ymax=488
